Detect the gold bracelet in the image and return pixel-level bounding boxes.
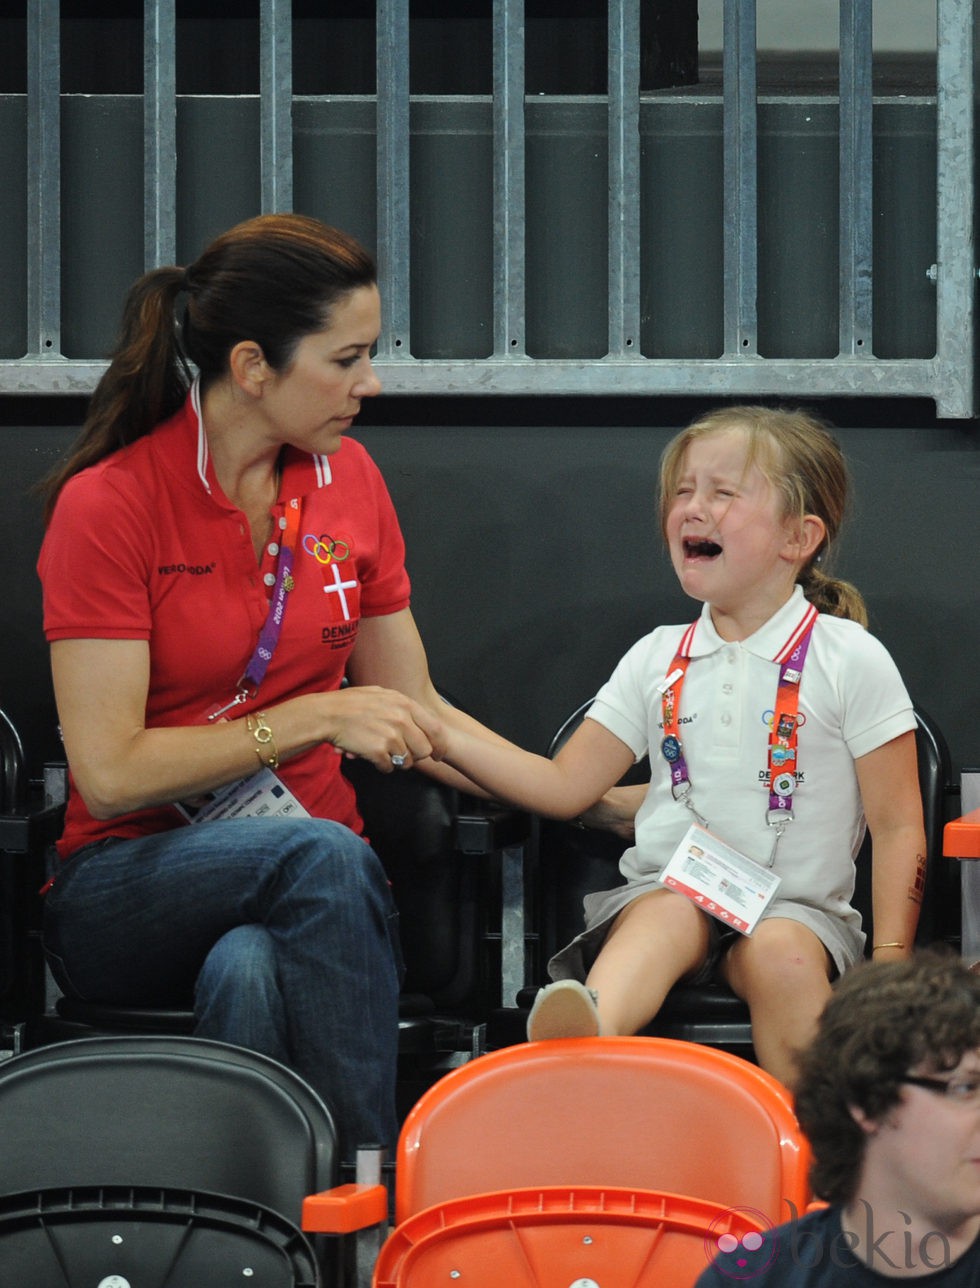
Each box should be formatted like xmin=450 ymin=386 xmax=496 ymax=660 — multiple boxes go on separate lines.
xmin=246 ymin=712 xmax=279 ymax=770
xmin=872 ymin=942 xmax=905 ymax=952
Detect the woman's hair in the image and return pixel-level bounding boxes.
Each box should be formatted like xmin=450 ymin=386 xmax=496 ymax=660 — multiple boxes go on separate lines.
xmin=794 ymin=955 xmax=980 ymax=1204
xmin=40 ymin=213 xmax=376 ymax=522
xmin=658 ymin=404 xmax=868 ymax=625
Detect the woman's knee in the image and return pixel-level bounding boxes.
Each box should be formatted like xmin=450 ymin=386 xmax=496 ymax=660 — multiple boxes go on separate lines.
xmin=258 ymin=822 xmax=400 ymax=974
xmin=194 ymin=925 xmax=290 ymax=1057
xmin=197 ymin=925 xmax=278 ymax=995
xmin=233 ymin=820 xmax=393 ymax=931
xmin=276 ymin=820 xmax=387 ymax=890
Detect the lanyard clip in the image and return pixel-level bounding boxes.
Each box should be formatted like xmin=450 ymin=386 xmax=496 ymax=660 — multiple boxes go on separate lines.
xmin=207 ymin=689 xmax=250 ymax=722
xmin=765 ymin=813 xmax=792 ymax=867
xmin=672 ymin=782 xmax=707 ymax=827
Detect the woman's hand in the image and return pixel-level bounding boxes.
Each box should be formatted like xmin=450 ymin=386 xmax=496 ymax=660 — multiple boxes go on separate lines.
xmin=577 ymin=783 xmax=646 ymax=840
xmin=319 ymin=685 xmax=446 ymax=772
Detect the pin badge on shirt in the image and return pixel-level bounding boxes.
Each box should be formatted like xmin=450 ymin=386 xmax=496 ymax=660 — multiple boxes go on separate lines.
xmin=776 ymin=713 xmax=796 ymax=740
xmin=772 ymin=771 xmax=797 ymax=798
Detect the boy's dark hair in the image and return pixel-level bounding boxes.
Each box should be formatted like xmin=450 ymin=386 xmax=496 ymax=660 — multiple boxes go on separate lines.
xmin=794 ymin=954 xmax=980 ymax=1204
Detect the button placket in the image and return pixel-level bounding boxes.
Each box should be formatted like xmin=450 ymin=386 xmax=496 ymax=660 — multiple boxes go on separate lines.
xmin=715 ymin=648 xmax=741 ymax=748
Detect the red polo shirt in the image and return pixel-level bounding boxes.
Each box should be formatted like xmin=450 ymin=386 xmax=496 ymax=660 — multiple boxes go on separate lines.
xmin=38 ymin=388 xmax=411 ymax=857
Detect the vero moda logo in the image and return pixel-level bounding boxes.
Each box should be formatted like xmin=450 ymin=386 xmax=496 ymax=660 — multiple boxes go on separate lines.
xmin=704 ymin=1203 xmax=960 ymax=1279
xmin=157 ymin=562 xmax=216 ymax=576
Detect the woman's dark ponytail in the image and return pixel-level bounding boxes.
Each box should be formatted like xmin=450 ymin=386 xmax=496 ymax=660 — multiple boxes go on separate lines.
xmin=39 ymin=265 xmax=190 ymax=522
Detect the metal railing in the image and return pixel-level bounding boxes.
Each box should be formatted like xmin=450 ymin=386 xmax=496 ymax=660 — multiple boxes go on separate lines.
xmin=2 ymin=0 xmax=976 ymax=415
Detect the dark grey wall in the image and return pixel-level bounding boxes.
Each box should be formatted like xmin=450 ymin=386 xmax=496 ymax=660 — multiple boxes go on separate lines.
xmin=4 ymin=395 xmax=974 ymax=791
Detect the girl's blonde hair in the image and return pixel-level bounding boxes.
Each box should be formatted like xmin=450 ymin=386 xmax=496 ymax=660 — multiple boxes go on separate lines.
xmin=658 ymin=405 xmax=868 ymax=626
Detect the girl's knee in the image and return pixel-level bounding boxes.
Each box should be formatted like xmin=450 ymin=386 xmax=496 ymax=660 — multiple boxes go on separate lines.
xmin=725 ymin=921 xmax=832 ymax=994
xmin=752 ymin=918 xmax=827 ymax=960
xmin=597 ymin=890 xmax=711 ymax=984
xmin=612 ymin=887 xmax=704 ymax=934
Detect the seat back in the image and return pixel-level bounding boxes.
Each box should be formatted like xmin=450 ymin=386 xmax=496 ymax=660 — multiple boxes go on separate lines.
xmin=394 ymin=1036 xmax=811 ymax=1228
xmin=0 ymin=710 xmax=25 ymax=1022
xmin=0 ymin=707 xmax=25 ymax=812
xmin=0 ymin=1035 xmax=338 ymax=1219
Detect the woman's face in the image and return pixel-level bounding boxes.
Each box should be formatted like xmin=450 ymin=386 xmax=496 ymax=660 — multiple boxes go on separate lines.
xmin=259 ymin=284 xmax=382 ymax=455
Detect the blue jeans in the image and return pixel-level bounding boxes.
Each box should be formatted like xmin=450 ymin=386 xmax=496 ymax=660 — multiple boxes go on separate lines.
xmin=42 ymin=817 xmax=403 ymax=1159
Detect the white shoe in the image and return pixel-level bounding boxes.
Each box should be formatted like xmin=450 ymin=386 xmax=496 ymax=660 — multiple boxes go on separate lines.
xmin=526 ymin=979 xmax=601 ymax=1042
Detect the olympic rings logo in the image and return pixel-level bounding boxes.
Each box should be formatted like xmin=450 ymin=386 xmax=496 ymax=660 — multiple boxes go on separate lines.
xmin=303 ymin=532 xmax=352 ymax=565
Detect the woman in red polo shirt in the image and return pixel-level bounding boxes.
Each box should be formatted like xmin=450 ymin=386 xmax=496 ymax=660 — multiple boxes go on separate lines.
xmin=36 ymin=213 xmax=498 ymax=1158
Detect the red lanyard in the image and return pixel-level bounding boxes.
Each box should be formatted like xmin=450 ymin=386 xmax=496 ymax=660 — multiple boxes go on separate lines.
xmin=660 ymin=605 xmax=818 ymax=843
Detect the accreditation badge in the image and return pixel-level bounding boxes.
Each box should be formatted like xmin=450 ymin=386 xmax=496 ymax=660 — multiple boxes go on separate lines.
xmin=175 ymin=768 xmax=310 ymax=825
xmin=660 ymin=823 xmax=781 ymax=934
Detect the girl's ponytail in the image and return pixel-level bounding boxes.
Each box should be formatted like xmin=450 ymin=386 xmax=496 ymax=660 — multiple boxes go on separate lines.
xmin=798 ymin=564 xmax=868 ymax=628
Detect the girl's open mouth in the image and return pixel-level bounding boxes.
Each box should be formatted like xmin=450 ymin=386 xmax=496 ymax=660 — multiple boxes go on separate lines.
xmin=683 ymin=538 xmax=723 ymax=559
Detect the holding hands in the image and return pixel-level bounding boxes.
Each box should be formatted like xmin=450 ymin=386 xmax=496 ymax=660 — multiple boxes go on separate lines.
xmin=321 ymin=684 xmax=447 ymax=772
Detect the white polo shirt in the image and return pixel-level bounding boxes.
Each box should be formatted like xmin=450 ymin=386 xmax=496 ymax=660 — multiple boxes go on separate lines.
xmin=586 ymin=586 xmax=915 ymax=930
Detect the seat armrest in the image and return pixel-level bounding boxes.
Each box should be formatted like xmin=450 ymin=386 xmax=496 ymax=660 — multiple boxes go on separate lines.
xmin=0 ymin=801 xmax=65 ymax=854
xmin=943 ymin=808 xmax=980 ymax=859
xmin=301 ymin=1182 xmax=389 ymax=1234
xmin=455 ymin=806 xmax=531 ymax=855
